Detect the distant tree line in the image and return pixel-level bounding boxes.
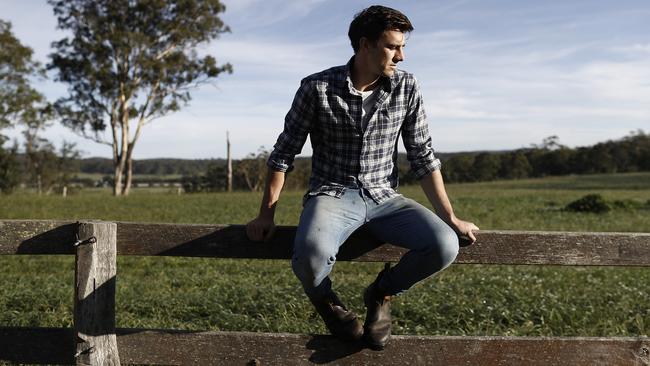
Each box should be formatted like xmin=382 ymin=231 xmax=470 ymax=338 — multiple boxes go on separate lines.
xmin=79 ymin=158 xmax=226 ymax=176
xmin=2 ymin=131 xmax=647 ymax=194
xmin=0 ymin=145 xmax=81 ymax=194
xmin=81 ymin=130 xmax=650 ymax=192
xmin=178 ymin=130 xmax=649 ymax=192
xmin=440 ymin=131 xmax=650 ymax=183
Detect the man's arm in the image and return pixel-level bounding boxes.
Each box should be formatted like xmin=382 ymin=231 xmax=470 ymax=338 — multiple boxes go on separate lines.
xmin=246 ymin=169 xmax=286 ymax=242
xmin=419 ymin=169 xmax=479 ymax=244
xmin=246 ymin=78 xmax=315 ymax=242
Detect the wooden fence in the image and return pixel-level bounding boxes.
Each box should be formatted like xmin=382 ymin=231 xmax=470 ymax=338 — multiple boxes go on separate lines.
xmin=0 ymin=219 xmax=649 ymax=365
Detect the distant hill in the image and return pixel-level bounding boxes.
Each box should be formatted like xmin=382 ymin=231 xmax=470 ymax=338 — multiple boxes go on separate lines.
xmin=79 ymin=157 xmax=226 ymax=176
xmin=77 ymin=151 xmax=501 ymax=176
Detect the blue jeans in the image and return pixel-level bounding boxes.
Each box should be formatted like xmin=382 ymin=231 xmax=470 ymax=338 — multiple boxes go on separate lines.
xmin=292 ymin=188 xmax=459 ymax=298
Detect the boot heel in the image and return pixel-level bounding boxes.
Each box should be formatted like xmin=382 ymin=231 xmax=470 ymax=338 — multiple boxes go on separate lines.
xmin=363 ymin=264 xmax=393 ymax=349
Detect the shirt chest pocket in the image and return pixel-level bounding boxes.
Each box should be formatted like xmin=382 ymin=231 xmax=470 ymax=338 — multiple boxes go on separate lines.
xmin=320 ymin=95 xmax=362 ymax=133
xmin=379 ymin=107 xmax=404 ymax=130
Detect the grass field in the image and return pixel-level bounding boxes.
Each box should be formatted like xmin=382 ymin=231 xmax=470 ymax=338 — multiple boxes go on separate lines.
xmin=1 ymin=172 xmax=649 ymax=337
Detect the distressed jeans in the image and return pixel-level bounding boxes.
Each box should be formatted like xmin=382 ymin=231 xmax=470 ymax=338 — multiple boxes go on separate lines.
xmin=291 ymin=188 xmax=459 ymax=298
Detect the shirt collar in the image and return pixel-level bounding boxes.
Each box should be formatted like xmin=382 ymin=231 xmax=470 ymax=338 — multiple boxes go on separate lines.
xmin=342 ymin=56 xmax=398 ymax=92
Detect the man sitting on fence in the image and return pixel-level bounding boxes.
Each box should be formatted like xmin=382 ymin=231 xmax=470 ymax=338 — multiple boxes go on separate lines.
xmin=246 ymin=5 xmax=478 ymax=350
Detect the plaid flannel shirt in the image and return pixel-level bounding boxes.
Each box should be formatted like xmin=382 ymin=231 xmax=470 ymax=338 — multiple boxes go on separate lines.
xmin=268 ymin=57 xmax=441 ymax=203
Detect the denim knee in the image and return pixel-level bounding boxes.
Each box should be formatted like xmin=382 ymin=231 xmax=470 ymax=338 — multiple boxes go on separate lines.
xmin=436 ymin=229 xmax=460 ymax=269
xmin=422 ymin=227 xmax=459 ymax=270
xmin=440 ymin=232 xmax=460 ymax=268
xmin=292 ymin=238 xmax=336 ymax=290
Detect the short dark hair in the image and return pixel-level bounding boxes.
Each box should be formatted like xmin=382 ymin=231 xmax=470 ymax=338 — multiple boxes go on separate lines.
xmin=348 ymin=5 xmax=414 ymax=53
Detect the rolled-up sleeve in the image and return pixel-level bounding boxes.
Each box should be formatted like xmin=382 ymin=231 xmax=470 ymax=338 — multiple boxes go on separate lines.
xmin=267 ymin=79 xmax=315 ymax=172
xmin=401 ymin=77 xmax=441 ymax=179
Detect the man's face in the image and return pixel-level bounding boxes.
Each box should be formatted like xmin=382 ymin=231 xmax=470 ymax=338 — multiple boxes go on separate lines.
xmin=366 ymin=30 xmax=406 ymax=77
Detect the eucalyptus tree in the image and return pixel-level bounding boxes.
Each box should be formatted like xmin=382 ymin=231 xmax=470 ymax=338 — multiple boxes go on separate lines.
xmin=1 ymin=20 xmax=51 ymax=192
xmin=0 ymin=20 xmax=48 ymax=141
xmin=48 ymin=0 xmax=232 ymax=195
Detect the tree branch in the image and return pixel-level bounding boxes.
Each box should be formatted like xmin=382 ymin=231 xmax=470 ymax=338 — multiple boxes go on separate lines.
xmin=70 ymin=127 xmax=112 ymax=146
xmin=110 ymin=101 xmax=119 ymax=161
xmin=155 ymin=43 xmax=179 ymax=61
xmin=130 ymin=81 xmax=159 ymax=148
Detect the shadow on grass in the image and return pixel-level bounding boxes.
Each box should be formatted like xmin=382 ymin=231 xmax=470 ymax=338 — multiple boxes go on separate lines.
xmin=0 ymin=327 xmax=75 ymax=364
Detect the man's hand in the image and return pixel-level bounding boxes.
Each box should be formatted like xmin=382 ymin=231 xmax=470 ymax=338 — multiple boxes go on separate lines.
xmin=246 ymin=216 xmax=277 ymax=242
xmin=451 ymin=218 xmax=480 ymax=246
xmin=419 ymin=170 xmax=479 ymax=246
xmin=246 ymin=169 xmax=285 ymax=242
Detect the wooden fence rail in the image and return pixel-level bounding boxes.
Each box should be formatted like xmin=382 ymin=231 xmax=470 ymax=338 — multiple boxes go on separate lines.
xmin=0 ymin=219 xmax=649 ymax=365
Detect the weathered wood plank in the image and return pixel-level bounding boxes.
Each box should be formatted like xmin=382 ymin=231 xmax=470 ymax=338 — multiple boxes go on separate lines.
xmin=2 ymin=220 xmax=650 ymax=266
xmin=74 ymin=222 xmax=120 ymax=365
xmin=115 ymin=330 xmax=650 ymax=366
xmin=458 ymin=230 xmax=650 ymax=266
xmin=0 ymin=219 xmax=76 ymax=255
xmin=116 ymin=222 xmax=650 ymax=266
xmin=3 ymin=328 xmax=648 ymax=365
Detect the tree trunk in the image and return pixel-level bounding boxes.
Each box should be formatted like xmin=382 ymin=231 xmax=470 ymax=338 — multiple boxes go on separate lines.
xmin=113 ymin=84 xmax=130 ymax=196
xmin=122 ymin=153 xmax=133 ymax=196
xmin=119 ymin=101 xmax=149 ymax=196
xmin=227 ymin=131 xmax=232 ymax=192
xmin=113 ymin=161 xmax=124 ymax=196
xmin=37 ymin=172 xmax=42 ymax=196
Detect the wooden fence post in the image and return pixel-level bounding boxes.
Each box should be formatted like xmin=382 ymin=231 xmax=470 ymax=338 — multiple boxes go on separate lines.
xmin=74 ymin=221 xmax=120 ymax=366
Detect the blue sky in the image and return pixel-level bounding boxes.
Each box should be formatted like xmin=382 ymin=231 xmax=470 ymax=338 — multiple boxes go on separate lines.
xmin=2 ymin=0 xmax=649 ymax=159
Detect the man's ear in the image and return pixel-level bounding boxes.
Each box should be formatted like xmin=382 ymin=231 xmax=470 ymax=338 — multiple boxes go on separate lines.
xmin=359 ymin=37 xmax=370 ymax=52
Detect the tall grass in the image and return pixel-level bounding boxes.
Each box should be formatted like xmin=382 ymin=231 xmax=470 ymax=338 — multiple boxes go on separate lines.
xmin=1 ymin=172 xmax=649 ymax=336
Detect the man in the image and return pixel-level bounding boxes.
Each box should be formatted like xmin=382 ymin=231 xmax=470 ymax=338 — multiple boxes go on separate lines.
xmin=246 ymin=5 xmax=478 ymax=350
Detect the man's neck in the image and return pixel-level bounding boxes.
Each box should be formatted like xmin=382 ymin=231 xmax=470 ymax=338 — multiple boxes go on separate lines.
xmin=351 ymin=56 xmax=381 ymax=92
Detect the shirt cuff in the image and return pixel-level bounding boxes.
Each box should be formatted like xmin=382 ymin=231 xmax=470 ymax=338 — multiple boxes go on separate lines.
xmin=267 ymin=156 xmax=294 ymax=173
xmin=412 ymin=158 xmax=442 ymax=179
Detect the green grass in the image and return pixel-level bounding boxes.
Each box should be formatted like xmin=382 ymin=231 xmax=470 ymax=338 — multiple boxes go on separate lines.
xmin=1 ymin=172 xmax=649 ymax=337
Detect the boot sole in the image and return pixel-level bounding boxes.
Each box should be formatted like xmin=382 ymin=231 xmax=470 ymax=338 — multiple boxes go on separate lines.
xmin=365 ymin=339 xmax=387 ymax=351
xmin=363 ymin=332 xmax=388 ymax=350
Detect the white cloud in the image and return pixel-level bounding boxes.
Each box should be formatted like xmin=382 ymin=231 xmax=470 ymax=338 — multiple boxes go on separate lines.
xmin=425 ymin=89 xmax=514 ymax=120
xmin=207 ymin=37 xmax=346 ymax=77
xmin=574 ymin=60 xmax=650 ymax=103
xmin=610 ymin=43 xmax=650 ymax=56
xmin=223 ymin=0 xmax=326 ymax=30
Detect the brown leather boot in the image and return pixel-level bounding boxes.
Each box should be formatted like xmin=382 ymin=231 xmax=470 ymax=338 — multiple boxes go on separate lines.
xmin=363 ymin=263 xmax=392 ymax=350
xmin=309 ymin=291 xmax=364 ymax=342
